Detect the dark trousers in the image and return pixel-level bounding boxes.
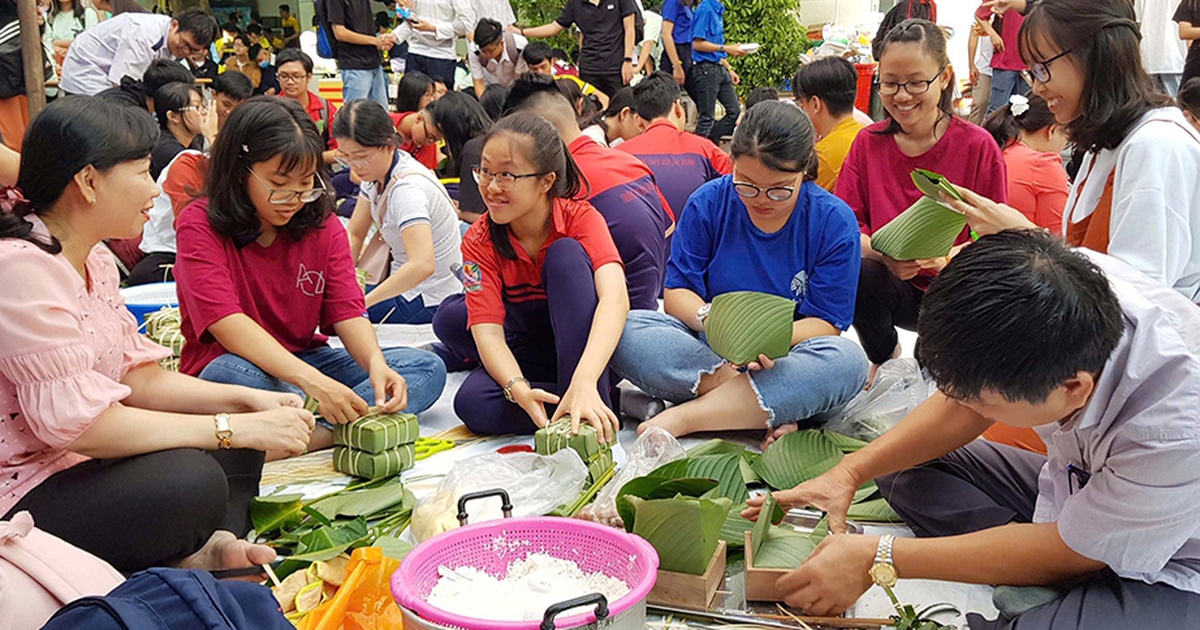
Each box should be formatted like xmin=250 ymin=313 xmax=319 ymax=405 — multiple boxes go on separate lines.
xmin=366 ymin=290 xmax=437 ymax=324
xmin=125 ymin=251 xmax=177 ymax=286
xmin=658 ymin=43 xmax=697 ymax=103
xmin=5 ymin=448 xmax=264 ymax=574
xmin=405 ymin=53 xmax=457 ymax=87
xmin=691 ymin=61 xmax=739 ymax=141
xmin=580 ymin=70 xmax=625 ymax=98
xmin=432 ymin=238 xmax=611 ymax=435
xmin=853 ymin=258 xmax=923 ymax=365
xmin=877 ymin=441 xmax=1200 ymax=630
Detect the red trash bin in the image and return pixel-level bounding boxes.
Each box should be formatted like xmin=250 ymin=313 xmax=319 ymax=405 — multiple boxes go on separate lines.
xmin=854 ymin=62 xmax=876 ymax=113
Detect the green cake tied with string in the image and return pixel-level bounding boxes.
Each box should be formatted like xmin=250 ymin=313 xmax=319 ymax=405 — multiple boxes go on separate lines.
xmin=535 ymin=418 xmax=614 ymax=484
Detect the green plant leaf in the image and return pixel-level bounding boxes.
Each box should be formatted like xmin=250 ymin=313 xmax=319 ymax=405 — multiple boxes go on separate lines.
xmin=686 ymin=439 xmax=746 ymax=458
xmin=846 ymin=497 xmax=905 ymax=523
xmin=823 ymin=430 xmax=871 ymax=453
xmin=854 ymin=481 xmax=881 ymax=503
xmin=752 ymin=430 xmax=844 ymax=490
xmin=650 ymin=453 xmax=749 ymax=504
xmin=374 ymin=536 xmax=414 ymax=561
xmin=250 ymin=493 xmax=305 ymax=537
xmin=870 ymin=196 xmax=968 ymax=261
xmin=705 ymin=291 xmax=795 ymax=366
xmin=809 ymin=515 xmax=830 ymax=544
xmin=309 ymin=482 xmax=412 ymax=520
xmin=720 ymin=505 xmax=754 ymax=549
xmin=616 ymin=476 xmax=719 ymax=532
xmin=624 ymin=494 xmax=733 ymax=575
xmin=755 ymin=527 xmax=819 ymax=570
xmin=912 ymin=169 xmax=965 ymax=203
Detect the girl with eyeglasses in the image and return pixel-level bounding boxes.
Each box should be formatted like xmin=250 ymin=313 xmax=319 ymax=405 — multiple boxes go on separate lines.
xmin=173 ymin=97 xmax=447 ymax=449
xmin=335 ymin=99 xmax=463 ymax=325
xmin=834 ymin=18 xmax=1007 ymax=380
xmin=149 ymin=82 xmax=214 ymax=181
xmin=432 ymin=111 xmax=627 ymax=440
xmin=946 ymin=0 xmax=1200 ymax=304
xmin=611 ymin=101 xmax=868 ymax=443
xmin=391 ymin=71 xmax=441 ymax=171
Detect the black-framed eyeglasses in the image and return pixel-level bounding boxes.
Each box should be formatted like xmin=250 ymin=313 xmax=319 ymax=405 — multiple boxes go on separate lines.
xmin=472 ymin=166 xmax=544 ymax=191
xmin=877 ymin=68 xmax=945 ymax=96
xmin=247 ymin=167 xmax=328 ymax=204
xmin=1022 ymin=49 xmax=1073 ymax=85
xmin=733 ymin=179 xmax=796 ymax=202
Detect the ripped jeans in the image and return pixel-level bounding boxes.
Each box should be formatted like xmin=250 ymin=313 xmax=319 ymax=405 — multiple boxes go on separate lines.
xmin=610 ymin=310 xmax=869 ymax=428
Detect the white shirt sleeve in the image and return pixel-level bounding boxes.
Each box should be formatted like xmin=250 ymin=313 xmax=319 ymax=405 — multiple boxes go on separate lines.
xmin=379 ymin=179 xmax=433 ymax=256
xmin=107 ymin=32 xmax=156 ymax=86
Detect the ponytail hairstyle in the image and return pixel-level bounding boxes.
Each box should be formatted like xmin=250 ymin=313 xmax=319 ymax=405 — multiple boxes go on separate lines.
xmin=1019 ymin=0 xmax=1173 ymax=153
xmin=1 ymin=97 xmax=157 ymax=254
xmin=205 ymin=97 xmax=333 ymax=248
xmin=332 ymin=98 xmax=403 ymax=148
xmin=424 ymin=92 xmax=492 ymax=172
xmin=983 ymin=94 xmax=1057 ymax=149
xmin=730 ymin=100 xmax=818 ymax=181
xmin=483 ymin=111 xmax=586 ymax=260
xmin=872 ymin=18 xmax=955 ymax=136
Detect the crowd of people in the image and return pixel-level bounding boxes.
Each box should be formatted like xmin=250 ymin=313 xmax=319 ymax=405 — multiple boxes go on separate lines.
xmin=2 ymin=0 xmax=1200 ymax=628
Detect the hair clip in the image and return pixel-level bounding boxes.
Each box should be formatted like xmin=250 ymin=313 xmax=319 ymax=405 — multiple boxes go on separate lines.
xmin=241 ymin=144 xmax=250 ymax=154
xmin=0 ymin=186 xmax=30 ymax=214
xmin=1009 ymin=94 xmax=1030 ymax=117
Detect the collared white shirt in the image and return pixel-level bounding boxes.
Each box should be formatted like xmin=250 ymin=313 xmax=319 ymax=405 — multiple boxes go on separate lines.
xmin=1033 ymin=250 xmax=1200 ymax=595
xmin=473 ymin=0 xmax=515 ymax=26
xmin=393 ymin=0 xmax=475 ymax=60
xmin=468 ymin=32 xmax=528 ymax=88
xmin=60 ymin=13 xmax=174 ymax=96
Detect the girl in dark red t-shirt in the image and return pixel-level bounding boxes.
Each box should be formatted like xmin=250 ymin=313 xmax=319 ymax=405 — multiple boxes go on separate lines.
xmin=431 ymin=112 xmax=628 ymax=440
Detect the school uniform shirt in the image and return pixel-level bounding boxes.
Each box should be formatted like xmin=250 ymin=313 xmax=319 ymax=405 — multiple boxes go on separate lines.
xmin=1002 ymin=141 xmax=1067 ymax=235
xmin=0 ymin=217 xmax=170 ymax=514
xmin=390 ymin=112 xmax=440 ymax=171
xmin=668 ymin=177 xmax=862 ymax=330
xmin=569 ymin=134 xmax=674 ymax=310
xmin=1174 ymin=0 xmax=1200 ymax=81
xmin=288 ymin=91 xmax=338 ymax=151
xmin=616 ymin=119 xmax=732 ymax=219
xmin=473 ymin=0 xmax=516 ymax=25
xmin=358 ymin=150 xmax=463 ymax=307
xmin=1065 ymin=107 xmax=1200 ymax=302
xmin=468 ymin=33 xmax=528 ymax=88
xmin=460 ymin=198 xmax=623 ymax=328
xmin=393 ymin=0 xmax=475 ymax=60
xmin=690 ymin=0 xmax=726 ymax=64
xmin=555 ymin=0 xmax=639 ymax=76
xmin=1033 ymin=250 xmax=1200 ymax=595
xmin=173 ymin=199 xmax=367 ymax=376
xmin=661 ymin=0 xmax=693 ymax=44
xmin=326 ymin=0 xmax=384 ymax=70
xmin=42 ymin=7 xmax=99 ymax=67
xmin=60 ymin=13 xmax=174 ymax=95
xmin=814 ymin=116 xmax=865 ymax=193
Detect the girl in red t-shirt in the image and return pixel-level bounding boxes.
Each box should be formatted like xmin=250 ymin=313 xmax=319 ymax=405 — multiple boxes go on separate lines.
xmin=390 ymin=71 xmax=441 ymax=171
xmin=174 ymin=98 xmax=446 ymax=449
xmin=431 ymin=112 xmax=628 ymax=440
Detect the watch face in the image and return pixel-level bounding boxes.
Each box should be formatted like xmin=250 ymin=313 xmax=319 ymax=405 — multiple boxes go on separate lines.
xmin=870 ymin=563 xmax=898 ymax=587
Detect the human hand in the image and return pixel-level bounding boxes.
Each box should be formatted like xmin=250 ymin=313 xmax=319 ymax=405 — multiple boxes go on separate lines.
xmin=776 ymin=533 xmax=877 ymax=615
xmin=728 ymin=68 xmax=740 ymax=85
xmin=511 ymin=382 xmax=561 ymax=428
xmin=743 ymin=464 xmax=860 ymax=533
xmin=725 ymin=44 xmax=748 ymax=57
xmin=673 ymin=65 xmax=686 ymax=85
xmin=969 ymin=66 xmax=980 ymax=85
xmin=622 ymin=60 xmax=634 ymax=84
xmin=199 ymin=99 xmax=218 ymax=142
xmin=880 ymin=254 xmax=924 ymax=281
xmin=941 ymin=186 xmax=1036 ymax=237
xmin=733 ymin=353 xmax=776 ymax=372
xmin=505 ymin=24 xmax=523 ymax=34
xmin=409 ymin=18 xmax=436 ymax=33
xmin=551 ymin=382 xmax=619 ymax=443
xmin=230 ymin=407 xmax=316 ymax=457
xmin=982 ymin=0 xmax=1026 ymax=15
xmin=302 ymin=375 xmax=371 ymax=425
xmin=368 ymin=357 xmax=409 ymax=412
xmin=397 ymin=0 xmax=415 ymax=8
xmin=239 ymin=390 xmax=305 ymax=413
xmin=989 ymin=33 xmax=1005 ymax=53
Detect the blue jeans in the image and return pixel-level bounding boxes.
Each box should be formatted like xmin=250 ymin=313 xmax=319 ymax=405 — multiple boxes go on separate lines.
xmin=364 ymin=289 xmax=438 ymax=324
xmin=987 ymin=68 xmax=1029 ymax=115
xmin=341 ymin=66 xmax=389 ymax=108
xmin=691 ymin=61 xmax=740 ymax=141
xmin=611 ymin=310 xmax=869 ymax=427
xmin=198 ymin=346 xmax=446 ymax=427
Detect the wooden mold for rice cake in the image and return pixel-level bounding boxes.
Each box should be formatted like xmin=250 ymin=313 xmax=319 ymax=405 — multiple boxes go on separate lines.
xmin=646 ymin=540 xmax=727 ymax=609
xmin=744 ymin=531 xmax=791 ymax=602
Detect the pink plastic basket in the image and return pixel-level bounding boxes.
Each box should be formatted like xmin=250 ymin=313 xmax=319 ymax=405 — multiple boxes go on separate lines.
xmin=392 ymin=497 xmax=658 ymax=630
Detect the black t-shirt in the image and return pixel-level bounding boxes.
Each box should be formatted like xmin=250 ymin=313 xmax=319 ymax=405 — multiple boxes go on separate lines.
xmin=150 ymin=134 xmax=202 ymax=181
xmin=1176 ymin=1 xmax=1200 ymax=82
xmin=326 ymin=0 xmax=382 ymax=70
xmin=456 ymin=136 xmax=486 ymax=216
xmin=556 ymin=0 xmax=638 ymax=74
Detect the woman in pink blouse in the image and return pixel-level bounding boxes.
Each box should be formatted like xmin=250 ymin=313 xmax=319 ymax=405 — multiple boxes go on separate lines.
xmin=0 ymin=97 xmax=314 ymax=574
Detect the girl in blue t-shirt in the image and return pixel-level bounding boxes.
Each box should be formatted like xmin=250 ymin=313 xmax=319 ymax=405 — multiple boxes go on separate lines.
xmin=611 ymin=102 xmax=869 ymax=444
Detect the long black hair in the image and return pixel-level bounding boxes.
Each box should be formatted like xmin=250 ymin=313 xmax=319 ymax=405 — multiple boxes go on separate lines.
xmin=49 ymin=0 xmax=86 ymax=21
xmin=426 ymin=92 xmax=492 ymax=171
xmin=154 ymin=82 xmax=201 ymax=132
xmin=1019 ymin=0 xmax=1173 ymax=154
xmin=1 ymin=97 xmax=158 ymax=253
xmin=204 ymin=97 xmax=333 ymax=248
xmin=982 ymin=95 xmax=1057 ymax=149
xmin=395 ymin=71 xmax=435 ymax=114
xmin=730 ymin=100 xmax=818 ymax=180
xmin=872 ymin=19 xmax=955 ymax=136
xmin=332 ymin=99 xmax=402 ymax=147
xmin=483 ymin=112 xmax=586 ymax=260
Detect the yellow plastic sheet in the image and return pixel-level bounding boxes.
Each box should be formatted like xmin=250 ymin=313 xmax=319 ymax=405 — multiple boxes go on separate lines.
xmin=297 ymin=547 xmax=404 ymax=630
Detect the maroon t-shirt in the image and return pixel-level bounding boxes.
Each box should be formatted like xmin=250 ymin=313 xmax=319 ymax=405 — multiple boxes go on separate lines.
xmin=173 ymin=198 xmax=367 ymax=376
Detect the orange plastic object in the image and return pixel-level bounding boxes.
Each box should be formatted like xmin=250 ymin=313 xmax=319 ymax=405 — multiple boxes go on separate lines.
xmin=298 ymin=547 xmax=404 ymax=630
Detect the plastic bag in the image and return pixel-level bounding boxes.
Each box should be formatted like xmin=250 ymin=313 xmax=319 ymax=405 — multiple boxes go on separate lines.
xmin=411 ymin=450 xmax=588 ymax=542
xmin=577 ymin=426 xmax=686 ymax=528
xmin=295 ymin=547 xmax=402 ymax=630
xmin=818 ymin=358 xmax=934 ymax=442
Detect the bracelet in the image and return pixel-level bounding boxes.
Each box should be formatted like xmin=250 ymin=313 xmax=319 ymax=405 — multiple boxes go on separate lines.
xmin=520 ymin=27 xmax=525 ymax=36
xmin=502 ymin=376 xmax=529 ymax=403
xmin=214 ymin=413 xmax=233 ymax=450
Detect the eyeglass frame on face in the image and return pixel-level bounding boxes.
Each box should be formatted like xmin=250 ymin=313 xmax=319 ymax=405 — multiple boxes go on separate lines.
xmin=246 ymin=167 xmax=329 ymax=204
xmin=472 ymin=165 xmax=545 ymax=191
xmin=877 ymin=67 xmax=946 ymax=96
xmin=176 ymin=33 xmax=205 ymax=57
xmin=278 ymin=70 xmax=310 ymax=84
xmin=1022 ymin=49 xmax=1073 ymax=85
xmin=334 ymin=146 xmax=389 ymax=171
xmin=732 ymin=178 xmax=796 ymax=202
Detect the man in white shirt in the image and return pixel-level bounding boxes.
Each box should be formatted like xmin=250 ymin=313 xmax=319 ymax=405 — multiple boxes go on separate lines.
xmin=387 ymin=0 xmax=474 ymax=86
xmin=469 ymin=18 xmax=527 ymax=96
xmin=748 ymin=230 xmax=1200 ymax=630
xmin=60 ymin=9 xmax=218 ymax=96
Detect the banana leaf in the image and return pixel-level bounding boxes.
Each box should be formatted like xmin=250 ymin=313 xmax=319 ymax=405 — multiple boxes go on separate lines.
xmin=687 ymin=439 xmax=762 ymax=486
xmin=310 ymin=482 xmax=414 ymax=520
xmin=755 ymin=527 xmax=819 ymax=570
xmin=277 ymin=518 xmax=371 ymax=578
xmin=823 ymin=430 xmax=871 ymax=453
xmin=809 ymin=515 xmax=830 ymax=544
xmin=911 ymin=169 xmax=965 ymax=203
xmin=854 ymin=481 xmax=880 ymax=503
xmin=616 ymin=476 xmax=719 ymax=530
xmin=870 ymin=196 xmax=967 ymax=261
xmin=650 ymin=453 xmax=749 ymax=504
xmin=705 ymin=291 xmax=795 ymax=366
xmin=623 ymin=494 xmax=733 ymax=575
xmin=720 ymin=505 xmax=754 ymax=549
xmin=846 ymin=497 xmax=904 ymax=523
xmin=250 ymin=493 xmax=305 ymax=537
xmin=374 ymin=536 xmax=413 ymax=561
xmin=752 ymin=430 xmax=844 ymax=490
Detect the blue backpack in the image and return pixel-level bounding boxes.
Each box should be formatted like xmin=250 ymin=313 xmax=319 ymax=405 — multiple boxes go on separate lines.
xmin=315 ymin=0 xmax=337 ymax=59
xmin=41 ymin=568 xmax=292 ymax=630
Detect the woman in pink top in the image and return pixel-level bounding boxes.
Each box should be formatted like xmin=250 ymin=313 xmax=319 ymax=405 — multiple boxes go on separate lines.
xmin=835 ymin=19 xmax=1007 ymax=373
xmin=0 ymin=97 xmax=315 ymax=574
xmin=983 ymin=94 xmax=1069 ymax=233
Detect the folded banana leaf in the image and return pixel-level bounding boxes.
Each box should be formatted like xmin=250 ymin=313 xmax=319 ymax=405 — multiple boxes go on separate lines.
xmin=333 ymin=413 xmax=420 ymax=454
xmin=332 ymin=444 xmax=416 ymax=480
xmin=911 ymin=169 xmax=965 ymax=203
xmin=705 ymin=291 xmax=795 ymax=366
xmin=618 ymin=478 xmax=732 ymax=575
xmin=870 ymin=169 xmax=968 ymax=261
xmin=534 ymin=418 xmax=609 ymax=459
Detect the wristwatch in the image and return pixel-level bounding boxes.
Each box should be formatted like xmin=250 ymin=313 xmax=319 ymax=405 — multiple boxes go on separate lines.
xmin=869 ymin=534 xmax=898 ymax=588
xmin=214 ymin=413 xmax=234 ymax=450
xmin=503 ymin=376 xmax=530 ymax=403
xmin=696 ymin=303 xmax=712 ymax=330
xmin=624 ymin=57 xmax=634 ymax=62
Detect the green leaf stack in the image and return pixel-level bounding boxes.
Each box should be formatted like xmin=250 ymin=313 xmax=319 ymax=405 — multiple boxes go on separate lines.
xmin=616 ymin=476 xmax=731 ymax=575
xmin=705 ymin=291 xmax=795 ymax=366
xmin=534 ymin=418 xmax=614 ymax=485
xmin=331 ymin=412 xmax=421 ymax=480
xmin=870 ymin=169 xmax=968 ymax=261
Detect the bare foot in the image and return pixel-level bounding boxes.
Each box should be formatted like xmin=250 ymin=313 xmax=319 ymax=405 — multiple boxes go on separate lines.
xmin=179 ymin=531 xmax=277 ymax=571
xmin=760 ymin=422 xmax=798 ymax=450
xmin=637 ymin=409 xmax=690 ymax=438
